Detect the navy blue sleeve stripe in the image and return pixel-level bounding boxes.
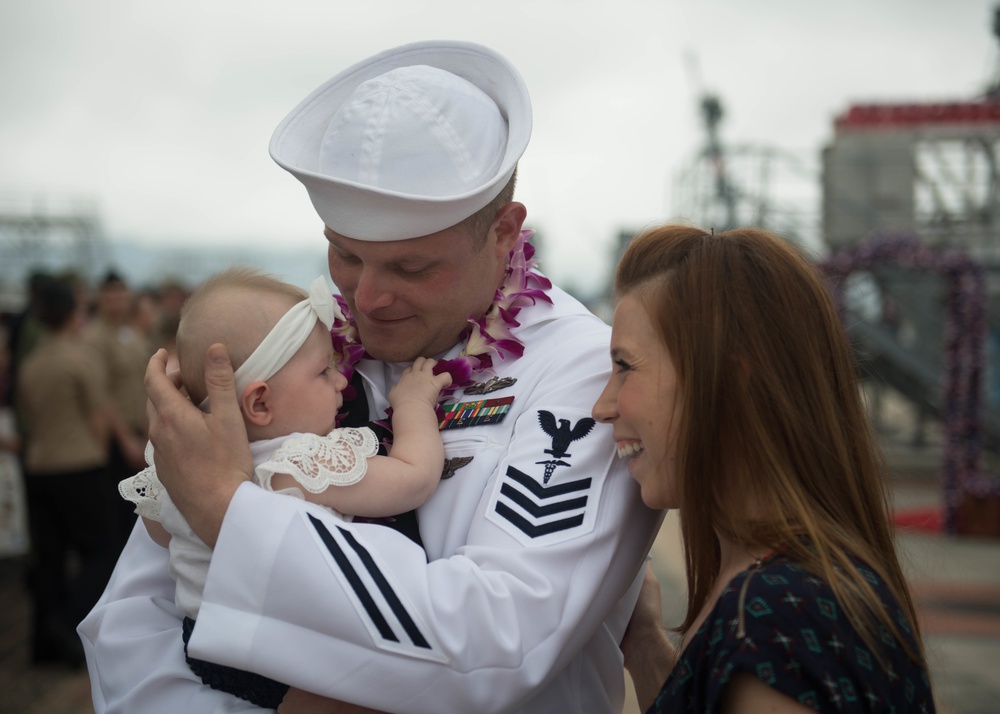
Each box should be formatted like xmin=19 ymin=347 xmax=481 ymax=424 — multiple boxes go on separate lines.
xmin=338 ymin=526 xmax=432 ymax=650
xmin=307 ymin=514 xmax=399 ymax=642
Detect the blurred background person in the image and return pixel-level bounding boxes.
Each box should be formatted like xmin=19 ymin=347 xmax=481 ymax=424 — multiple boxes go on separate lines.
xmin=130 ymin=287 xmax=163 ymax=357
xmin=16 ymin=275 xmax=115 ymax=668
xmin=5 ymin=271 xmax=53 ymax=443
xmin=83 ymin=270 xmax=148 ymax=552
xmin=152 ymin=278 xmax=188 ymax=377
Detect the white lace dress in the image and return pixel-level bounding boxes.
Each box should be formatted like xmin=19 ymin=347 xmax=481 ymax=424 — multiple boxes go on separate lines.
xmin=118 ymin=427 xmax=379 ymax=619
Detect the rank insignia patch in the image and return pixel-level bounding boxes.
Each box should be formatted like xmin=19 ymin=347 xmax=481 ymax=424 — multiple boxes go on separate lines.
xmin=486 ymin=407 xmax=604 ymax=546
xmin=438 ymin=396 xmax=514 ymax=431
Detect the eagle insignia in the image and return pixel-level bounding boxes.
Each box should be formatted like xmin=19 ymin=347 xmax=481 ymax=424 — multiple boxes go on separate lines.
xmin=536 ymin=411 xmax=596 ymax=483
xmin=537 ymin=411 xmax=595 ymax=459
xmin=441 ymin=456 xmax=474 ymax=480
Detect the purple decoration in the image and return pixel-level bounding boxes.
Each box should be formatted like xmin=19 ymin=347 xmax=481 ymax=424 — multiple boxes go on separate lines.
xmin=819 ymin=233 xmax=999 ymax=534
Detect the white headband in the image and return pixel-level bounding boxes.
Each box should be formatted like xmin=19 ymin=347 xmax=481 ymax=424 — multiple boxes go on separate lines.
xmin=200 ymin=277 xmax=340 ymax=409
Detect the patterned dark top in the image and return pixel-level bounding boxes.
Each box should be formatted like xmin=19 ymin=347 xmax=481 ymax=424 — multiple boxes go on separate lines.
xmin=649 ymin=554 xmax=935 ymax=713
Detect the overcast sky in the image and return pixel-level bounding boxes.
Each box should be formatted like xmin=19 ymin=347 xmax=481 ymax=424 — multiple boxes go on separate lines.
xmin=1 ymin=0 xmax=997 ymax=290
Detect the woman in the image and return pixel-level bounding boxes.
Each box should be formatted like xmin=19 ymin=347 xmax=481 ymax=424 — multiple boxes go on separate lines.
xmin=593 ymin=225 xmax=935 ymax=712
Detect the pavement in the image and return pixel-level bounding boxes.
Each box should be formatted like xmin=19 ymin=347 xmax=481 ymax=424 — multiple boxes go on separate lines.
xmin=0 ymin=555 xmax=94 ymax=714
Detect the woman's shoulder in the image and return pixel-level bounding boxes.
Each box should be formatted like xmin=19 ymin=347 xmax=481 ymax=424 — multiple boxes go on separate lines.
xmin=720 ymin=554 xmax=899 ymax=632
xmin=677 ymin=554 xmax=933 ymax=713
xmin=738 ymin=554 xmax=905 ymax=610
xmin=716 ymin=554 xmax=828 ymax=613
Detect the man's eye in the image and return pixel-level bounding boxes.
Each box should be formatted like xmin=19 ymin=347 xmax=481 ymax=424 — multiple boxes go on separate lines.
xmin=394 ymin=265 xmax=430 ymax=277
xmin=335 ymin=252 xmax=361 ymax=265
xmin=613 ymin=358 xmax=631 ymax=373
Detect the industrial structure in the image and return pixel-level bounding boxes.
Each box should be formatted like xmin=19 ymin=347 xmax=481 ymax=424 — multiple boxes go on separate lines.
xmin=820 ymin=97 xmax=1000 ymax=535
xmin=670 ymin=69 xmax=820 ymax=251
xmin=824 ymin=101 xmax=1000 ymax=263
xmin=657 ymin=12 xmax=1000 ymax=535
xmin=0 ymin=196 xmax=110 ymax=310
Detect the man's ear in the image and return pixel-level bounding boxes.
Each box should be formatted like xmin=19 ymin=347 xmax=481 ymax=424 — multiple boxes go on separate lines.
xmin=491 ymin=201 xmax=527 ymax=258
xmin=241 ymin=381 xmax=272 ymax=427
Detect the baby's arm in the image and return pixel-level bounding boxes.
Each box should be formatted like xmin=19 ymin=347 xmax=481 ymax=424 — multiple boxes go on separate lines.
xmin=291 ymin=357 xmax=450 ymax=517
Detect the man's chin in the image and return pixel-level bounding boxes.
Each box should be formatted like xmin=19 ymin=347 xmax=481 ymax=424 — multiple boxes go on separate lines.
xmin=358 ymin=335 xmax=420 ymax=364
xmin=357 ymin=323 xmax=457 ymax=363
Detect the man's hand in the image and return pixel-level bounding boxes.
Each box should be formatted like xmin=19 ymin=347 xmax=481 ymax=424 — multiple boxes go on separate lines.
xmin=278 ymin=687 xmax=386 ymax=713
xmin=621 ymin=562 xmax=677 ymax=711
xmin=145 ymin=344 xmax=253 ymax=547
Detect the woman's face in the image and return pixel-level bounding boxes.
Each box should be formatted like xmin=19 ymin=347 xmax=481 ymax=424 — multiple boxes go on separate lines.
xmin=592 ymin=292 xmax=682 ymax=510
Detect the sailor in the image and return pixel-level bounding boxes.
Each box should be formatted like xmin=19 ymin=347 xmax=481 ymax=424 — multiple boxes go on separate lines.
xmin=80 ymin=40 xmax=663 ymax=713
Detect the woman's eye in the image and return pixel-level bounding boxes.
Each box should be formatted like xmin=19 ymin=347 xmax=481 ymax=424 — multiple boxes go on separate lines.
xmin=613 ymin=358 xmax=631 ymax=373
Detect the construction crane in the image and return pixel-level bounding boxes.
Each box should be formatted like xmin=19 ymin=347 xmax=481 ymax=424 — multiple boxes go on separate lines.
xmin=672 ymin=52 xmax=819 ymax=247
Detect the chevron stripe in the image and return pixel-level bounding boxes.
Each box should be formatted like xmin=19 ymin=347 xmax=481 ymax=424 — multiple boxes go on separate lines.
xmin=492 ymin=465 xmax=591 ymax=538
xmin=494 ymin=502 xmax=585 ymax=537
xmin=505 ymin=466 xmax=591 ymax=497
xmin=500 ymin=483 xmax=587 ymax=517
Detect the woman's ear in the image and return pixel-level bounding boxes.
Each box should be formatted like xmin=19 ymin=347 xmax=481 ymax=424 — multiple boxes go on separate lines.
xmin=242 ymin=381 xmax=272 ymax=427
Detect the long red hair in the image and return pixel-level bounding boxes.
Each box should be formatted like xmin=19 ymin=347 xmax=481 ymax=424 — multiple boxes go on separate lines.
xmin=615 ymin=224 xmax=924 ymax=664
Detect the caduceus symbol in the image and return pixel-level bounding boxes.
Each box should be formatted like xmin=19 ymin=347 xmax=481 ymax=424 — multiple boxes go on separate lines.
xmin=536 ymin=458 xmax=570 ymax=484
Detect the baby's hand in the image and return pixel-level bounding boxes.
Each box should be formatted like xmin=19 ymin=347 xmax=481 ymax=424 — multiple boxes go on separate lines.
xmin=389 ymin=357 xmax=452 ymax=409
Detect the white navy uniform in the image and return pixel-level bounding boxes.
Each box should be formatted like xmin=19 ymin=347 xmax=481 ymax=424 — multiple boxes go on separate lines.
xmin=79 ymin=284 xmax=665 ymax=713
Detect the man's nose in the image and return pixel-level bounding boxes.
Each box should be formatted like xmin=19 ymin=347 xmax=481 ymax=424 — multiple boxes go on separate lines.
xmin=353 ymin=268 xmax=393 ymax=313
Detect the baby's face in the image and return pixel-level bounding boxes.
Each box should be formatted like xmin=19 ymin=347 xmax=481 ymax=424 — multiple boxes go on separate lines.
xmin=265 ymin=321 xmax=347 ymax=436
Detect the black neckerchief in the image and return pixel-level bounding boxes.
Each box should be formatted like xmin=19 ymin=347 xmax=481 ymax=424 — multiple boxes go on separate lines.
xmin=339 ymin=370 xmax=422 ymax=546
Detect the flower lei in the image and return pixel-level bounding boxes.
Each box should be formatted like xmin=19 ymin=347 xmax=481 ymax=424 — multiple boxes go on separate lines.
xmin=329 ymin=229 xmax=552 ymax=420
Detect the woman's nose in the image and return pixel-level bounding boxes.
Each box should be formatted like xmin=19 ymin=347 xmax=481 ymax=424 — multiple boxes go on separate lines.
xmin=592 ymin=380 xmax=617 ymax=423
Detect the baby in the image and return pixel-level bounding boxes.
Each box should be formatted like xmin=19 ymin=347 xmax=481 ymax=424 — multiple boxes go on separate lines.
xmin=119 ymin=266 xmax=451 ymax=707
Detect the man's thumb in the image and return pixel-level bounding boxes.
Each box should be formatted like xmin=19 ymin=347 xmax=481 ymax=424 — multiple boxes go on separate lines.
xmin=204 ymin=343 xmax=237 ymax=403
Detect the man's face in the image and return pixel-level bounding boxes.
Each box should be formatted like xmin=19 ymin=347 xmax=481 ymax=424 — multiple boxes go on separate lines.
xmin=325 ymin=223 xmax=509 ymax=363
xmin=98 ymin=282 xmax=131 ymax=323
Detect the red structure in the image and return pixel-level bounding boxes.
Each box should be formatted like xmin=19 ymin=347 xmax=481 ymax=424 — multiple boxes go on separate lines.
xmin=835 ymin=101 xmax=1000 ymax=133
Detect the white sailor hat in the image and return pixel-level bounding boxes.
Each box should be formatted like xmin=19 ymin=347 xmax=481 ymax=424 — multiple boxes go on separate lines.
xmin=269 ymin=40 xmax=532 ymax=242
